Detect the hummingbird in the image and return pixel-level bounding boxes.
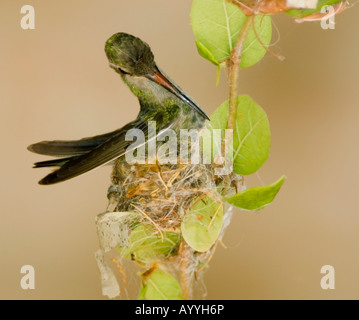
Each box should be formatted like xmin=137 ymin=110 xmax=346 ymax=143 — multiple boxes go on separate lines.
xmin=28 ymin=32 xmax=209 ymax=185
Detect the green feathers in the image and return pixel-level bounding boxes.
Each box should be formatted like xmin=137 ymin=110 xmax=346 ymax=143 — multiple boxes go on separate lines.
xmin=105 ymin=33 xmax=155 ymax=76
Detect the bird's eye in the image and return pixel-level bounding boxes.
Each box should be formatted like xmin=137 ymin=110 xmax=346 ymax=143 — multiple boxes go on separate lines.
xmin=118 ymin=67 xmax=130 ymax=75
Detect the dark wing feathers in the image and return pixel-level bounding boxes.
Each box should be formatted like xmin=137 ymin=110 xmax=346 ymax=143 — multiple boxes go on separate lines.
xmin=27 ymin=127 xmax=126 ymax=156
xmin=35 ymin=120 xmax=148 ymax=185
xmin=33 ymin=156 xmax=78 ymax=168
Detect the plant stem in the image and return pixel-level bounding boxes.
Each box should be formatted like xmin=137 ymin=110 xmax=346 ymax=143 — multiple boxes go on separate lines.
xmin=179 ymin=240 xmax=191 ymax=300
xmin=226 ymin=16 xmax=253 ymax=133
xmin=221 ymin=16 xmax=253 ymax=194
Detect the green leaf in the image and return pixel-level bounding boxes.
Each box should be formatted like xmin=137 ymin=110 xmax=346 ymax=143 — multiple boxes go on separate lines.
xmin=118 ymin=224 xmax=180 ymax=264
xmin=138 ymin=284 xmax=147 ymax=300
xmin=241 ymin=15 xmax=272 ymax=68
xmin=216 ymin=64 xmax=224 ymax=86
xmin=225 ymin=175 xmax=286 ymax=210
xmin=210 ymin=95 xmax=271 ymax=175
xmin=286 ymin=0 xmax=343 ymax=18
xmin=181 ymin=196 xmax=223 ymax=252
xmin=195 ymin=40 xmax=220 ymax=66
xmin=191 ymin=0 xmax=245 ymax=65
xmin=191 ymin=0 xmax=272 ymax=68
xmin=141 ymin=269 xmax=183 ymax=300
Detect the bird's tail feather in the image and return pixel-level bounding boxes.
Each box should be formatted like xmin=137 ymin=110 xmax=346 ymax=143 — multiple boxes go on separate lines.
xmin=33 ymin=156 xmax=79 ymax=168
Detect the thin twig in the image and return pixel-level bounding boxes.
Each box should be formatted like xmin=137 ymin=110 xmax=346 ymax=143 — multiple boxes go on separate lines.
xmin=252 ymin=15 xmax=285 ymax=61
xmin=207 ymin=202 xmax=223 ymax=231
xmin=220 ymin=16 xmax=253 ymax=193
xmin=197 ymin=240 xmax=219 ymax=273
xmin=226 ymin=16 xmax=253 ymax=136
xmin=179 ymin=240 xmax=191 ymax=300
xmin=131 ymin=204 xmax=164 ymax=242
xmin=111 ymin=257 xmax=127 ymax=296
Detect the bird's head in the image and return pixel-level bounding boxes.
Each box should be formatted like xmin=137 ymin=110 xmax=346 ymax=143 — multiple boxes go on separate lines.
xmin=105 ymin=32 xmax=155 ymax=76
xmin=105 ymin=32 xmax=209 ymax=120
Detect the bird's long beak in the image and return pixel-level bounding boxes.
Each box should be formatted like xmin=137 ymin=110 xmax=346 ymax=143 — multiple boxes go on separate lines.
xmin=147 ymin=66 xmax=210 ymax=120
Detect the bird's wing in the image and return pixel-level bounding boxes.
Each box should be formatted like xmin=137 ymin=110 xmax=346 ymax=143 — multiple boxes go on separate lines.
xmin=33 ymin=156 xmax=79 ymax=168
xmin=37 ymin=119 xmax=154 ymax=185
xmin=27 ymin=127 xmax=127 ymax=156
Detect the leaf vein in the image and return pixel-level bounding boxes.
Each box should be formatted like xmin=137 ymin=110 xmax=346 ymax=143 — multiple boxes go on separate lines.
xmin=234 ymin=115 xmax=266 ymax=160
xmin=222 ymin=0 xmax=233 ymax=52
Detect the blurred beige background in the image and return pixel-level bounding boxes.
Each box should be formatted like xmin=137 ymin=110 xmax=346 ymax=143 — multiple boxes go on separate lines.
xmin=1 ymin=0 xmax=358 ymax=300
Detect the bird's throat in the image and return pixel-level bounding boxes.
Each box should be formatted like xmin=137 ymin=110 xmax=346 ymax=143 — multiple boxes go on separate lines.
xmin=122 ymin=74 xmax=205 ymax=131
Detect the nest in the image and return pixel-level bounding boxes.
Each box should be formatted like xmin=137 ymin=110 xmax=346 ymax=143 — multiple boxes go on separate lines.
xmin=97 ymin=154 xmax=242 ymax=299
xmin=108 ymin=157 xmax=220 ymax=230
